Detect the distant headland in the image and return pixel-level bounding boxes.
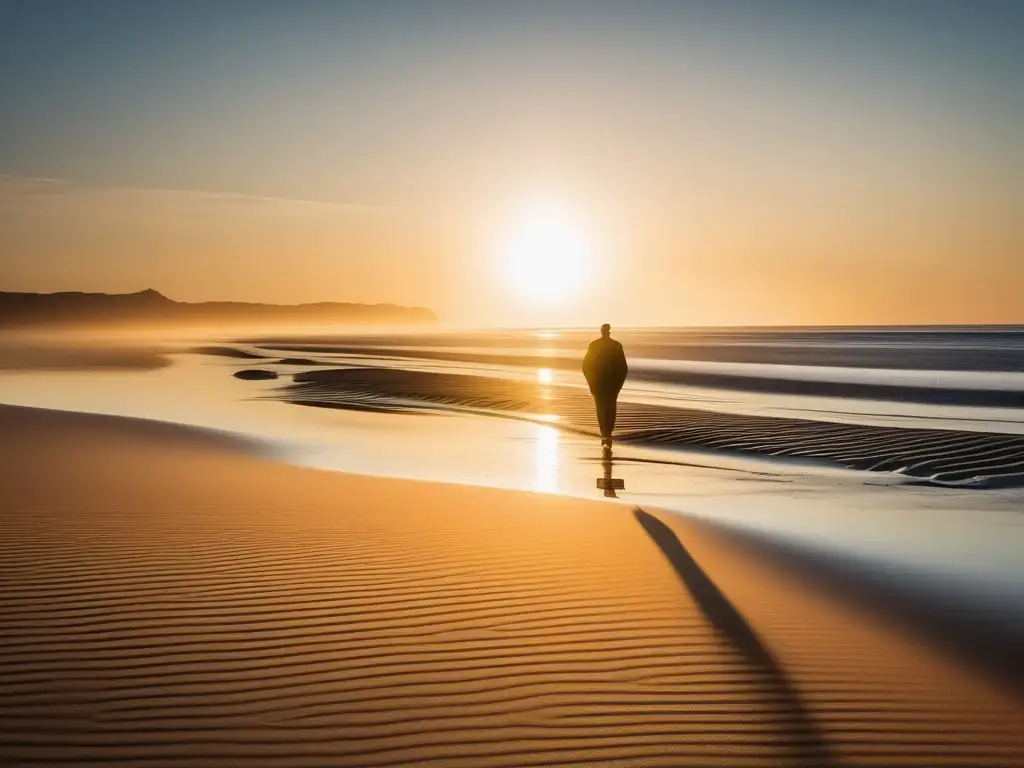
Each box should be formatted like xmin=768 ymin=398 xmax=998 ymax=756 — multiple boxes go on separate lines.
xmin=0 ymin=289 xmax=437 ymax=328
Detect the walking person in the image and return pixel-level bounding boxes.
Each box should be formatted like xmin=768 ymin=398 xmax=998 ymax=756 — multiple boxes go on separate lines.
xmin=582 ymin=324 xmax=628 ymax=448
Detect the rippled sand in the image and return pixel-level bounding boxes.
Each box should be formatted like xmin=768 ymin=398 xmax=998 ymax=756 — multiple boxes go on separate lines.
xmin=1 ymin=405 xmax=1022 ymax=766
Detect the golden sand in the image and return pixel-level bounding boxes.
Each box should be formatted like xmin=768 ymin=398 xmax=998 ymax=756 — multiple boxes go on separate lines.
xmin=1 ymin=405 xmax=1021 ymax=766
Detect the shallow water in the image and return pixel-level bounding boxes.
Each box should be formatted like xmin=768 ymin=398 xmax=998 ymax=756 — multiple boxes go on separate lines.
xmin=239 ymin=326 xmax=1024 ymax=432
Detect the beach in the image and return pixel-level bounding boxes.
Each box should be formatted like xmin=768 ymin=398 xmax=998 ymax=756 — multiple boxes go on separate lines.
xmin=5 ymin=0 xmax=1022 ymax=761
xmin=2 ymin=402 xmax=1023 ymax=766
xmin=2 ymin=328 xmax=1024 ymax=765
xmin=4 ymin=0 xmax=1021 ymax=761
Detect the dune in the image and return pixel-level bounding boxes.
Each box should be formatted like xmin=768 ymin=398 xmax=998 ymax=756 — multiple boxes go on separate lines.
xmin=1 ymin=404 xmax=1022 ymax=766
xmin=282 ymin=367 xmax=1024 ymax=488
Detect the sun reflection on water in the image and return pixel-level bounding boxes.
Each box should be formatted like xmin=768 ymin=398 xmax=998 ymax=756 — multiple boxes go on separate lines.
xmin=537 ymin=368 xmax=553 ymax=384
xmin=533 ymin=425 xmax=560 ymax=493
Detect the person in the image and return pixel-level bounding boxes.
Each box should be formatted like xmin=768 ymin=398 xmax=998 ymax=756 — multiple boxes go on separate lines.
xmin=582 ymin=323 xmax=628 ymax=447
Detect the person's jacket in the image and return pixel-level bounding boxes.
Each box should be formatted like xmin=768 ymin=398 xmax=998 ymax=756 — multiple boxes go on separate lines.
xmin=582 ymin=337 xmax=628 ymax=396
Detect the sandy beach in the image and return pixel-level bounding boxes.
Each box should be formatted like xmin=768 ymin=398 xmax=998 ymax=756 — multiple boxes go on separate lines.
xmin=2 ymin=403 xmax=1022 ymax=766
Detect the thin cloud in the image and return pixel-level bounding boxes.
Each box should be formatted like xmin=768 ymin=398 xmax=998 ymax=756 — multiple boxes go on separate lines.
xmin=0 ymin=174 xmax=380 ymax=221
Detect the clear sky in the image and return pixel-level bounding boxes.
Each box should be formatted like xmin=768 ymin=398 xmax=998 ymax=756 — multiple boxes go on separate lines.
xmin=1 ymin=0 xmax=1021 ymax=326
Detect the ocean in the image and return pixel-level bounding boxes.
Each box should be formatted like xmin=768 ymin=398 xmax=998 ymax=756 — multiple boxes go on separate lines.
xmin=239 ymin=325 xmax=1024 ymax=487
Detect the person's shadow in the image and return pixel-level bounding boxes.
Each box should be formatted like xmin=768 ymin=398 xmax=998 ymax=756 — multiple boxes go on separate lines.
xmin=633 ymin=508 xmax=835 ymax=765
xmin=597 ymin=444 xmax=624 ymax=497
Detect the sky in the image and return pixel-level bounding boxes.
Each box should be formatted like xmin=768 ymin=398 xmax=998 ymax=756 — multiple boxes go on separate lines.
xmin=1 ymin=0 xmax=1021 ymax=326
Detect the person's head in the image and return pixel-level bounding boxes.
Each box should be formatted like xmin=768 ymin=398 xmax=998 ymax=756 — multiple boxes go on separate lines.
xmin=600 ymin=323 xmax=611 ymax=338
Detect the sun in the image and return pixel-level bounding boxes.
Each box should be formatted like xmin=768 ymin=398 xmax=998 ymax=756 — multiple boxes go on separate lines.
xmin=501 ymin=203 xmax=588 ymax=301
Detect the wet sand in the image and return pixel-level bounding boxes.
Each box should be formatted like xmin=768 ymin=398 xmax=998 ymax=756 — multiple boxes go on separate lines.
xmin=283 ymin=366 xmax=1024 ymax=487
xmin=1 ymin=404 xmax=1022 ymax=766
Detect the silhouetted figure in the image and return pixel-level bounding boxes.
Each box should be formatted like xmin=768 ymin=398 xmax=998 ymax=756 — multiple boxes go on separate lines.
xmin=582 ymin=323 xmax=628 ymax=446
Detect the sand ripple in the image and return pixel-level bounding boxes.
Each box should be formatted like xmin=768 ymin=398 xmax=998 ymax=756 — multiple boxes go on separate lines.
xmin=2 ymin=406 xmax=1023 ymax=765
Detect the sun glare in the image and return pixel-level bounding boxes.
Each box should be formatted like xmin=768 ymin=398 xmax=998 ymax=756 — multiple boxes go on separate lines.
xmin=501 ymin=204 xmax=588 ymax=301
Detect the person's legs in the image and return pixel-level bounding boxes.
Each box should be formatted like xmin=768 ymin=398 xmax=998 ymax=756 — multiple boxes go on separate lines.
xmin=605 ymin=396 xmax=618 ymax=436
xmin=594 ymin=395 xmax=610 ymax=438
xmin=594 ymin=393 xmax=617 ymax=440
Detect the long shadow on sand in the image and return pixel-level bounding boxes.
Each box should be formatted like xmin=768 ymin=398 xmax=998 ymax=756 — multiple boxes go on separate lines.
xmin=633 ymin=508 xmax=835 ymax=767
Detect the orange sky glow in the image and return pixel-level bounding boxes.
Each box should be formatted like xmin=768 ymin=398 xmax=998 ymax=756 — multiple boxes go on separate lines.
xmin=1 ymin=3 xmax=1021 ymax=326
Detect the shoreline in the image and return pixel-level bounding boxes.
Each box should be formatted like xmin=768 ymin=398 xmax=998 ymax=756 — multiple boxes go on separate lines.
xmin=2 ymin=366 xmax=1022 ymax=593
xmin=2 ymin=345 xmax=1024 ymax=639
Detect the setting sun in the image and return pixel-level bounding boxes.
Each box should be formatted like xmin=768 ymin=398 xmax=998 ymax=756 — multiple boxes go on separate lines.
xmin=501 ymin=204 xmax=588 ymax=302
